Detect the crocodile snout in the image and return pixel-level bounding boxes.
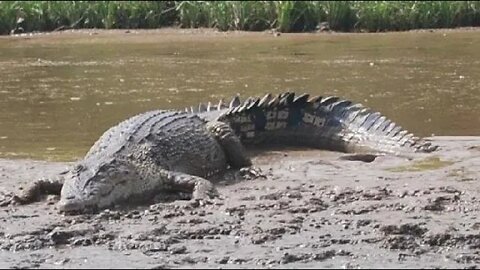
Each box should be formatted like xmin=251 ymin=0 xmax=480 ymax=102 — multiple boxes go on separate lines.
xmin=58 ymin=196 xmax=85 ymax=213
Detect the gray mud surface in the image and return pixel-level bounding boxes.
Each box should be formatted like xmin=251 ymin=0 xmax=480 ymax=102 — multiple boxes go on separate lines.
xmin=0 ymin=136 xmax=479 ymax=268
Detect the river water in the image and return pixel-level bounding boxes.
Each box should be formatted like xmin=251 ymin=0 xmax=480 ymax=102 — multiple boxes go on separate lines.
xmin=0 ymin=29 xmax=478 ymax=161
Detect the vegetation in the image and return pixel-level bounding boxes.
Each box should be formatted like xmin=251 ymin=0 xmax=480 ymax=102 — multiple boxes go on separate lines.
xmin=1 ymin=1 xmax=480 ymax=35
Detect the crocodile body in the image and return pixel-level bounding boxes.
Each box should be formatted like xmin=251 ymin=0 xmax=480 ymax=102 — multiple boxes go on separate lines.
xmin=55 ymin=110 xmax=250 ymax=212
xmin=16 ymin=92 xmax=437 ymax=213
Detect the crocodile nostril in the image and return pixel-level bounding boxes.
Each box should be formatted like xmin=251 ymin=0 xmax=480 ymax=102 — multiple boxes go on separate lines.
xmin=58 ymin=199 xmax=80 ymax=213
xmin=66 ymin=195 xmax=76 ymax=200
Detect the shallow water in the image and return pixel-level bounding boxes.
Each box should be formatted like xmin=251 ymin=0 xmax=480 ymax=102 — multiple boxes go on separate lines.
xmin=0 ymin=29 xmax=479 ymax=161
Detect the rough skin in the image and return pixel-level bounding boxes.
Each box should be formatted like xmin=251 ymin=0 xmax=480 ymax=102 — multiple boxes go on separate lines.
xmin=12 ymin=92 xmax=437 ymax=214
xmin=17 ymin=110 xmax=252 ymax=213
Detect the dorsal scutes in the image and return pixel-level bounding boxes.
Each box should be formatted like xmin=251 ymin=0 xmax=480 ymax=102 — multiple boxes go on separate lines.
xmin=258 ymin=94 xmax=272 ymax=107
xmin=328 ymin=100 xmax=354 ymax=118
xmin=195 ymin=91 xmax=437 ymax=154
xmin=279 ymin=92 xmax=295 ymax=106
xmin=267 ymin=95 xmax=280 ymax=108
xmin=229 ymin=95 xmax=241 ymax=108
xmin=217 ymin=99 xmax=226 ymax=110
xmin=293 ymin=93 xmax=309 ymax=106
xmin=320 ymin=96 xmax=341 ymax=110
xmin=247 ymin=97 xmax=260 ymax=110
xmin=198 ymin=103 xmax=207 ymax=113
xmin=237 ymin=98 xmax=252 ymax=113
xmin=206 ymin=102 xmax=212 ymax=112
xmin=307 ymin=95 xmax=322 ymax=109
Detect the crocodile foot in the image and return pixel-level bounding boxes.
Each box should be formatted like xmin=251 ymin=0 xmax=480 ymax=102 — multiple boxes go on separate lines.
xmin=339 ymin=154 xmax=379 ymax=163
xmin=238 ymin=166 xmax=267 ymax=180
xmin=12 ymin=178 xmax=64 ymax=205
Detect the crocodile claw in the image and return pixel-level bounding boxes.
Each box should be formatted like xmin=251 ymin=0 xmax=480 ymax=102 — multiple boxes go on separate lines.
xmin=238 ymin=166 xmax=266 ymax=180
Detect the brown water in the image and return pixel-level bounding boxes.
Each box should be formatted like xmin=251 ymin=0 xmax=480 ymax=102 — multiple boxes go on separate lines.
xmin=0 ymin=29 xmax=478 ymax=161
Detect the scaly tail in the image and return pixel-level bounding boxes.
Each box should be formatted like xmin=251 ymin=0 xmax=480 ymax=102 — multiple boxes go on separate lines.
xmin=193 ymin=92 xmax=438 ymax=155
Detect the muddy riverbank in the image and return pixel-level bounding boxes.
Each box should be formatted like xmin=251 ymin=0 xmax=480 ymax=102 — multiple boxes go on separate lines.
xmin=0 ymin=136 xmax=479 ymax=268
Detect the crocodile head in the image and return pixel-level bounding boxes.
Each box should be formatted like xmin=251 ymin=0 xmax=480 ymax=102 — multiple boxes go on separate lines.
xmin=58 ymin=159 xmax=137 ymax=213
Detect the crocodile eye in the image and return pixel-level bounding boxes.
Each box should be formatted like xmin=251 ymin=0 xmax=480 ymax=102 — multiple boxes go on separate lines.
xmin=74 ymin=164 xmax=85 ymax=173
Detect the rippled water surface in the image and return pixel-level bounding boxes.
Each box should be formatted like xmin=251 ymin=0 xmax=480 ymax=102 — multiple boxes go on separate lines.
xmin=0 ymin=29 xmax=479 ymax=161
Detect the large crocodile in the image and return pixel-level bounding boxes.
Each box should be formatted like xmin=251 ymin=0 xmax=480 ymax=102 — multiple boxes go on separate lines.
xmin=12 ymin=92 xmax=437 ymax=213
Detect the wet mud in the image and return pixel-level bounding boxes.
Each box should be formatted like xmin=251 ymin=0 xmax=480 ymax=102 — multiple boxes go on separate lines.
xmin=0 ymin=136 xmax=479 ymax=268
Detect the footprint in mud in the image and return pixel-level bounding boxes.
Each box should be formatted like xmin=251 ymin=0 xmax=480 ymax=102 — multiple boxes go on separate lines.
xmin=339 ymin=154 xmax=378 ymax=163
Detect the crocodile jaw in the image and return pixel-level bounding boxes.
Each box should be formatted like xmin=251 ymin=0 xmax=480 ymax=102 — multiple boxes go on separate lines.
xmin=58 ymin=179 xmax=102 ymax=213
xmin=58 ymin=196 xmax=92 ymax=213
xmin=57 ymin=166 xmax=115 ymax=214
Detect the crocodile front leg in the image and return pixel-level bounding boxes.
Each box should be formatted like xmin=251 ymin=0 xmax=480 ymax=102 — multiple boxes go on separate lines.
xmin=162 ymin=170 xmax=219 ymax=199
xmin=206 ymin=121 xmax=252 ymax=168
xmin=206 ymin=121 xmax=266 ymax=181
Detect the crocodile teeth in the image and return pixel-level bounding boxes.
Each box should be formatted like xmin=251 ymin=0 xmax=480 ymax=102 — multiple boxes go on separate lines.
xmin=190 ymin=106 xmax=196 ymax=113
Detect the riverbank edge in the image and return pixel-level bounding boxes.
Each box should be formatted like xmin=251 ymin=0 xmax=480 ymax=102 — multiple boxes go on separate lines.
xmin=0 ymin=136 xmax=479 ymax=268
xmin=3 ymin=26 xmax=480 ymax=40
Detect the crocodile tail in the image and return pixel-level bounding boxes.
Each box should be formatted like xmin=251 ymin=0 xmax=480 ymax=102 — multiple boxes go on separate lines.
xmin=214 ymin=92 xmax=437 ymax=155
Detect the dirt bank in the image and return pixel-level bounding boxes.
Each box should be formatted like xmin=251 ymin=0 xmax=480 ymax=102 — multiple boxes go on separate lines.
xmin=4 ymin=26 xmax=480 ymax=44
xmin=0 ymin=136 xmax=479 ymax=268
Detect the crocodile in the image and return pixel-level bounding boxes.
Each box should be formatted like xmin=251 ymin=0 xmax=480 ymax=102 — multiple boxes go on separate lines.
xmin=12 ymin=92 xmax=437 ymax=213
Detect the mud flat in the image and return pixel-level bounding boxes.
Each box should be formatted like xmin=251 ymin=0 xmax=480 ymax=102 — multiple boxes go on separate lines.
xmin=0 ymin=136 xmax=479 ymax=268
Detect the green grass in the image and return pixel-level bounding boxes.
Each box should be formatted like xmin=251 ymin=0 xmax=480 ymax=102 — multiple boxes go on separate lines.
xmin=1 ymin=1 xmax=480 ymax=35
xmin=353 ymin=1 xmax=480 ymax=31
